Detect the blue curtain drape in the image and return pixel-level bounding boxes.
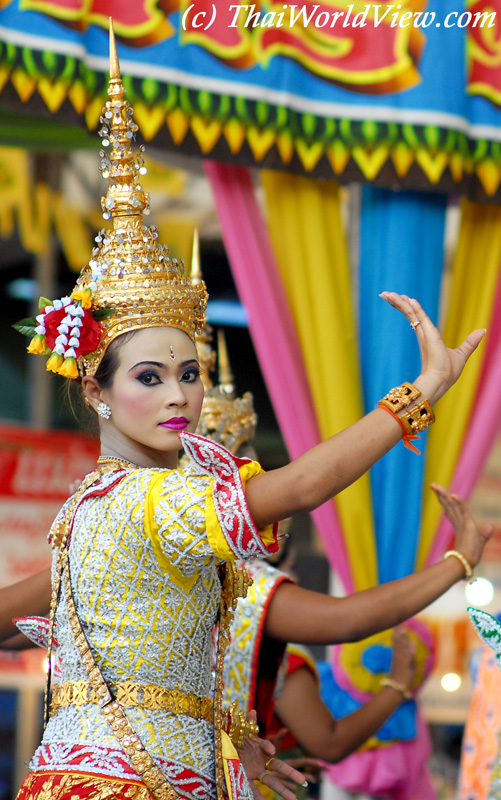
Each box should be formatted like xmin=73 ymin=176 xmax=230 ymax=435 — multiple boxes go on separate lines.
xmin=359 ymin=187 xmax=447 ymax=581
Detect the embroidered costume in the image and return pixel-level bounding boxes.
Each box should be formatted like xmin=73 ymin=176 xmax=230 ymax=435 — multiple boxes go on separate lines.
xmin=222 ymin=560 xmax=292 ymax=734
xmin=20 ymin=435 xmax=277 ymax=800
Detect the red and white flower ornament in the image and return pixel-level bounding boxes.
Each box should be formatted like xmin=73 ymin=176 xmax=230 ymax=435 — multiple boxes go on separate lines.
xmin=14 ymin=283 xmax=108 ymax=380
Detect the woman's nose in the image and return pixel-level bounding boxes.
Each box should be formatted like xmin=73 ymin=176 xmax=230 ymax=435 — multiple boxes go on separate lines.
xmin=164 ymin=381 xmax=187 ymax=407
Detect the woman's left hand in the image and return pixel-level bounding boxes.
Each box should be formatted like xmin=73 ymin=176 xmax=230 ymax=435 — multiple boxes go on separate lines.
xmin=238 ymin=713 xmax=307 ymax=800
xmin=430 ymin=484 xmax=494 ymax=569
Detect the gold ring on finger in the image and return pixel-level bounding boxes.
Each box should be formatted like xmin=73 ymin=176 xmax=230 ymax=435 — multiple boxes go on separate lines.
xmin=410 ymin=320 xmax=421 ymax=330
xmin=265 ymin=757 xmax=274 ymax=772
xmin=257 ymin=770 xmax=267 ymax=782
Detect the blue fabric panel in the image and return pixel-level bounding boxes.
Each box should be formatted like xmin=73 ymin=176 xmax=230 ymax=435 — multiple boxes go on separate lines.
xmin=359 ymin=187 xmax=447 ymax=581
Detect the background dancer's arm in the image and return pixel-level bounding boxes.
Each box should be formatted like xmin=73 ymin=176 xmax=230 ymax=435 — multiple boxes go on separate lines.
xmin=264 ymin=488 xmax=492 ymax=644
xmin=0 ymin=568 xmax=51 ymax=646
xmin=274 ymin=628 xmax=415 ymax=763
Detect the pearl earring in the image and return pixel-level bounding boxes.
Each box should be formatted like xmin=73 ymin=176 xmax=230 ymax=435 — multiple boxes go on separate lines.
xmin=97 ymin=402 xmax=112 ymax=420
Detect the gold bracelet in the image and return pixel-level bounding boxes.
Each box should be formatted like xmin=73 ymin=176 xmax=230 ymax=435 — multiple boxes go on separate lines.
xmin=400 ymin=398 xmax=435 ymax=436
xmin=443 ymin=550 xmax=474 ymax=581
xmin=380 ymin=677 xmax=412 ymax=700
xmin=378 ymin=383 xmax=434 ymax=455
xmin=378 ymin=382 xmax=421 ymax=414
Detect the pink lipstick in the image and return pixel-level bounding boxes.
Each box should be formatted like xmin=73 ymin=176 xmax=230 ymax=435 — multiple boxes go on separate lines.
xmin=159 ymin=417 xmax=189 ymax=431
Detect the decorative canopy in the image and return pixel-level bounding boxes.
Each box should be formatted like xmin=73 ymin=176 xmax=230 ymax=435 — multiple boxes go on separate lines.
xmin=1 ymin=0 xmax=501 ymax=198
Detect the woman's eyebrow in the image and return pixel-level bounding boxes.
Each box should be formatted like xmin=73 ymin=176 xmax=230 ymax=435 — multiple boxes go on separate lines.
xmin=128 ymin=360 xmax=164 ymax=372
xmin=128 ymin=358 xmax=199 ymax=373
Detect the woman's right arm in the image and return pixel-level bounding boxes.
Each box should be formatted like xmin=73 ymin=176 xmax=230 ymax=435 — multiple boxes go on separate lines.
xmin=264 ymin=488 xmax=492 ymax=645
xmin=244 ymin=294 xmax=485 ymax=530
xmin=274 ymin=629 xmax=415 ymax=763
xmin=0 ymin=568 xmax=51 ymax=643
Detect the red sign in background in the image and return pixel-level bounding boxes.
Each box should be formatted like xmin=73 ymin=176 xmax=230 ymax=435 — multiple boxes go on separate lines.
xmin=0 ymin=424 xmax=99 ymax=586
xmin=0 ymin=425 xmax=98 ymax=674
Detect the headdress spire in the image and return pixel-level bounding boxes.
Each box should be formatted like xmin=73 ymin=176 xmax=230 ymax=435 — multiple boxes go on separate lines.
xmin=108 ymin=17 xmax=121 ymax=85
xmin=17 ymin=18 xmax=207 ymax=379
xmin=195 ymin=328 xmax=257 ymax=452
xmin=217 ymin=330 xmax=234 ymax=394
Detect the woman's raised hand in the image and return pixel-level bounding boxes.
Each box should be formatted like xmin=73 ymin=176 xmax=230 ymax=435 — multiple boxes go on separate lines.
xmin=431 ymin=484 xmax=494 ymax=569
xmin=379 ymin=293 xmax=486 ymax=405
xmin=389 ymin=627 xmax=416 ymax=692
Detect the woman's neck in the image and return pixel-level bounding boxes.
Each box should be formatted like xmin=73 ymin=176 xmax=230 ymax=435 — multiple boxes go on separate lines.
xmin=99 ymin=431 xmax=179 ymax=469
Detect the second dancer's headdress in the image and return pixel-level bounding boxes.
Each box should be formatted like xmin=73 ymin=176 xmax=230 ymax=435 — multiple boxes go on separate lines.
xmin=197 ymin=329 xmax=257 ymax=454
xmin=16 ymin=20 xmax=207 ymax=379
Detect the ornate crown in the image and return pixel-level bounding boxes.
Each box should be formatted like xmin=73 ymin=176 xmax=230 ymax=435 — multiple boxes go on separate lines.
xmin=197 ymin=329 xmax=257 ymax=454
xmin=15 ymin=19 xmax=207 ymax=379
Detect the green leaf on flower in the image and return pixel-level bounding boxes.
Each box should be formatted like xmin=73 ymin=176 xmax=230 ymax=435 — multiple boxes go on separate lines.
xmin=12 ymin=318 xmax=37 ymax=336
xmin=38 ymin=297 xmax=53 ymax=310
xmin=92 ymin=307 xmax=113 ymax=321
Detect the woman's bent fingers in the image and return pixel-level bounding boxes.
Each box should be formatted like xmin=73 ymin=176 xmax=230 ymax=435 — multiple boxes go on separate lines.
xmin=380 ymin=293 xmax=486 ymax=385
xmin=251 ymin=759 xmax=308 ymax=800
xmin=430 ymin=484 xmax=494 ymax=566
xmin=259 ymin=771 xmax=306 ymax=800
xmin=431 ymin=485 xmax=478 ymax=531
xmin=267 ymin=757 xmax=307 ymax=787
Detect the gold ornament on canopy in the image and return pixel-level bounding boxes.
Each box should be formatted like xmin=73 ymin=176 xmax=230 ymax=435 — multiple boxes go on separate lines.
xmin=16 ymin=18 xmax=207 ymax=379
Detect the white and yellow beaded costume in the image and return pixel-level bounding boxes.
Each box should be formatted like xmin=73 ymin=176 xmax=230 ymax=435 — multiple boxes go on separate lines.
xmin=25 ymin=435 xmax=277 ymax=800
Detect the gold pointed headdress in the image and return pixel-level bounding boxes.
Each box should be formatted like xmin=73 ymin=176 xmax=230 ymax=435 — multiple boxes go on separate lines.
xmin=16 ymin=19 xmax=207 ymax=379
xmin=197 ymin=330 xmax=257 ymax=453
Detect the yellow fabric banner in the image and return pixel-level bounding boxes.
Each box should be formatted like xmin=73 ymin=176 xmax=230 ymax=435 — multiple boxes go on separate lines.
xmin=261 ymin=170 xmax=377 ymax=590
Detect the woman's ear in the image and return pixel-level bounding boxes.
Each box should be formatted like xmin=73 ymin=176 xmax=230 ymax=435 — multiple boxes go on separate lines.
xmin=81 ymin=376 xmax=102 ymax=413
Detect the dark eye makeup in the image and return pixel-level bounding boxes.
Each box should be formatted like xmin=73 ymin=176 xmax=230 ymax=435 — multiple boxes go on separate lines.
xmin=136 ymin=370 xmax=161 ymax=385
xmin=134 ymin=366 xmax=201 ymax=385
xmin=181 ymin=367 xmax=201 ymax=383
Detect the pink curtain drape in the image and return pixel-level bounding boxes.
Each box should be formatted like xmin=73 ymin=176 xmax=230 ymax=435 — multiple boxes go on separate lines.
xmin=204 ymin=160 xmax=354 ymax=593
xmin=426 ymin=269 xmax=501 ymax=565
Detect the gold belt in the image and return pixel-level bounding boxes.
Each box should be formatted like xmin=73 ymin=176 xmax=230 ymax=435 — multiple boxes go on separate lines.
xmin=50 ymin=680 xmax=258 ymax=746
xmin=50 ymin=681 xmax=213 ymax=722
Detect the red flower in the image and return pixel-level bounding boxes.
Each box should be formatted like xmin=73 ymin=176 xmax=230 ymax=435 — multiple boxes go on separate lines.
xmin=43 ymin=307 xmax=101 ymax=356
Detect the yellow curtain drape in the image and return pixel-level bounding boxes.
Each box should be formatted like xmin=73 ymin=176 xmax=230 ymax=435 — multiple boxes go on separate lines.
xmin=0 ymin=147 xmax=52 ymax=256
xmin=52 ymin=191 xmax=93 ymax=273
xmin=417 ymin=199 xmax=501 ymax=566
xmin=261 ymin=170 xmax=377 ymax=590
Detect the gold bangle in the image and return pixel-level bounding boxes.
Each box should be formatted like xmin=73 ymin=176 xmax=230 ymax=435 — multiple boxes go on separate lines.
xmin=443 ymin=550 xmax=474 ymax=581
xmin=399 ymin=398 xmax=435 ymax=436
xmin=380 ymin=677 xmax=412 ymax=700
xmin=378 ymin=382 xmax=421 ymax=414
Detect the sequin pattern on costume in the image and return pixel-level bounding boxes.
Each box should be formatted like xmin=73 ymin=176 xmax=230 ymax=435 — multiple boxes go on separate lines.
xmin=35 ymin=465 xmax=220 ymax=788
xmin=221 ymin=560 xmax=291 ymax=712
xmin=179 ymin=433 xmax=277 ymax=560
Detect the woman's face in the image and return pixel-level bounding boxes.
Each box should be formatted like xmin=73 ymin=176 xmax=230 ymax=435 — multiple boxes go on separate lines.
xmin=99 ymin=326 xmax=204 ymax=464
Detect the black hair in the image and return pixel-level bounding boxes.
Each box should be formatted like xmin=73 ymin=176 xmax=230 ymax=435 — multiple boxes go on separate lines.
xmin=66 ymin=330 xmax=137 ymax=426
xmin=93 ymin=330 xmax=136 ymax=389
